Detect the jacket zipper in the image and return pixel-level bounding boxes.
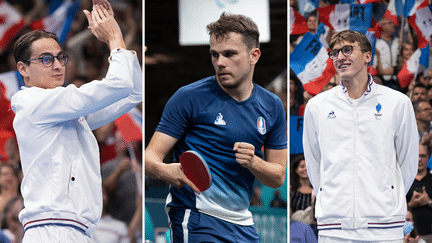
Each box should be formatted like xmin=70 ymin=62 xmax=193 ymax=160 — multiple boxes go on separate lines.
xmin=353 ymin=104 xmax=358 ymax=228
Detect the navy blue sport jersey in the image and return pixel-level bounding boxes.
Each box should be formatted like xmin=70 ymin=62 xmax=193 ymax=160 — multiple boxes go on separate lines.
xmin=157 ymin=76 xmax=287 ymax=225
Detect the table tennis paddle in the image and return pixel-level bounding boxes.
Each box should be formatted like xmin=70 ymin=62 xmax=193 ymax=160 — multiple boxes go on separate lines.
xmin=180 ymin=150 xmax=212 ymax=192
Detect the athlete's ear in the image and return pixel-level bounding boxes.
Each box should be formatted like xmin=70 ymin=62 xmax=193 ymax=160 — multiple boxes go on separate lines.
xmin=250 ymin=48 xmax=261 ymax=65
xmin=17 ymin=61 xmax=29 ymax=79
xmin=364 ymin=51 xmax=372 ymax=64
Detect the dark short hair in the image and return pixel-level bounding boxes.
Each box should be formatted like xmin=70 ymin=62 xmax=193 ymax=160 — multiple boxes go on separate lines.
xmin=412 ymin=99 xmax=429 ymax=112
xmin=306 ymin=10 xmax=317 ymax=21
xmin=290 ymin=154 xmax=305 ymax=191
xmin=413 ymin=82 xmax=427 ymax=91
xmin=206 ymin=12 xmax=260 ymax=50
xmin=329 ymin=30 xmax=371 ymax=53
xmin=13 ymin=30 xmax=59 ymax=64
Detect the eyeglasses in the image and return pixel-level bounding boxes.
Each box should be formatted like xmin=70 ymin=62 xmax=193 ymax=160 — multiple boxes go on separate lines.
xmin=328 ymin=45 xmax=365 ymax=60
xmin=26 ymin=53 xmax=69 ymax=67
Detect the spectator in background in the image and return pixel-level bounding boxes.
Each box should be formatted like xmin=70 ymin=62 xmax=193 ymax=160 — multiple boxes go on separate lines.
xmin=6 ymin=0 xmax=45 ymax=25
xmin=0 ymin=196 xmax=24 ymax=243
xmin=428 ymin=85 xmax=432 ymax=106
xmin=416 ymin=73 xmax=428 ymax=87
xmin=290 ymin=72 xmax=303 ymax=116
xmin=407 ymin=144 xmax=432 ymax=242
xmin=374 ymin=17 xmax=400 ymax=90
xmin=250 ymin=187 xmax=263 ymax=207
xmin=290 ymin=207 xmax=317 ymax=243
xmin=90 ymin=185 xmax=130 ymax=243
xmin=3 ymin=136 xmax=20 ymax=169
xmin=306 ymin=10 xmax=318 ymax=34
xmin=290 ymin=0 xmax=298 ymax=12
xmin=396 ymin=41 xmax=416 ymax=89
xmin=102 ymin=130 xmax=140 ymax=226
xmin=290 ymin=154 xmax=313 ymax=215
xmin=412 ymin=99 xmax=432 ymax=147
xmin=270 ymin=190 xmax=286 ymax=209
xmin=0 ymin=164 xmax=20 ymax=218
xmin=398 ymin=42 xmax=416 ymax=71
xmin=295 ymin=10 xmax=319 ymax=45
xmin=404 ymin=207 xmax=424 ymax=243
xmin=411 ymin=83 xmax=428 ymax=102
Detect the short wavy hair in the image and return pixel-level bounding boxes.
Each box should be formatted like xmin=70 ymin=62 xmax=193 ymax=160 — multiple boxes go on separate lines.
xmin=13 ymin=30 xmax=59 ymax=64
xmin=329 ymin=30 xmax=371 ymax=53
xmin=206 ymin=12 xmax=260 ymax=50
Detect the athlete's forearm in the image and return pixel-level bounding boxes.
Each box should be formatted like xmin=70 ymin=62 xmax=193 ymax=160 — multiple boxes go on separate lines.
xmin=247 ymin=155 xmax=286 ymax=188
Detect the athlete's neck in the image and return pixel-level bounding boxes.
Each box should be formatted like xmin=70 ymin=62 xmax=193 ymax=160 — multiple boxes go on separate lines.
xmin=219 ymin=80 xmax=254 ymax=102
xmin=342 ymin=72 xmax=369 ymax=99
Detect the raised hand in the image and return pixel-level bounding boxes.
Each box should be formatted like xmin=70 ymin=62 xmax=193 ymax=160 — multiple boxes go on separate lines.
xmin=83 ymin=0 xmax=126 ymax=50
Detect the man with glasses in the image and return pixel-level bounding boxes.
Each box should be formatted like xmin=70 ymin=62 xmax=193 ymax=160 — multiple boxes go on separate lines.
xmin=303 ymin=30 xmax=418 ymax=242
xmin=10 ymin=0 xmax=142 ymax=242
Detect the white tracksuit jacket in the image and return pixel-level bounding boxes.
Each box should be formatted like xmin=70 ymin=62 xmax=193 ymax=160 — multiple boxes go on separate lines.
xmin=303 ymin=76 xmax=418 ymax=241
xmin=11 ymin=48 xmax=142 ymax=236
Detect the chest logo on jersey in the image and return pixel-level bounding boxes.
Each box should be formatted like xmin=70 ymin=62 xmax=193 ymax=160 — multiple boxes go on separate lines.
xmin=257 ymin=117 xmax=266 ymax=135
xmin=327 ymin=110 xmax=336 ymax=119
xmin=214 ymin=113 xmax=226 ymax=125
xmin=374 ymin=103 xmax=382 ymax=120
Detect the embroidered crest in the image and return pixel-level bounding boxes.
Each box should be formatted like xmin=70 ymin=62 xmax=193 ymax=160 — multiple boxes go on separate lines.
xmin=214 ymin=113 xmax=226 ymax=125
xmin=257 ymin=117 xmax=266 ymax=135
xmin=374 ymin=103 xmax=382 ymax=120
xmin=327 ymin=110 xmax=336 ymax=119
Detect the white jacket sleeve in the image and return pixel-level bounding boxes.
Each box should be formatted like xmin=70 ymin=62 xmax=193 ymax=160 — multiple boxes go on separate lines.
xmin=16 ymin=49 xmax=135 ymax=126
xmin=395 ymin=96 xmax=419 ymax=195
xmin=85 ymin=50 xmax=143 ymax=130
xmin=303 ymin=101 xmax=321 ymax=196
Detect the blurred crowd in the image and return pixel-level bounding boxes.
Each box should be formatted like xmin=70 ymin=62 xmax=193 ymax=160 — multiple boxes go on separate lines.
xmin=290 ymin=0 xmax=432 ymax=242
xmin=0 ymin=0 xmax=142 ymax=242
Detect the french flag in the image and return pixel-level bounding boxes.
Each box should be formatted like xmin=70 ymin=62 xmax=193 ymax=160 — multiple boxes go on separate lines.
xmin=403 ymin=0 xmax=428 ymax=17
xmin=0 ymin=70 xmax=24 ymax=101
xmin=357 ymin=0 xmax=381 ymax=3
xmin=398 ymin=44 xmax=429 ymax=88
xmin=114 ymin=107 xmax=142 ymax=193
xmin=384 ymin=0 xmax=401 ymax=26
xmin=366 ymin=22 xmax=382 ymax=76
xmin=314 ymin=23 xmax=331 ymax=50
xmin=298 ymin=0 xmax=319 ymax=16
xmin=30 ymin=0 xmax=80 ymax=44
xmin=290 ymin=7 xmax=309 ymax=35
xmin=408 ymin=7 xmax=432 ymax=49
xmin=0 ymin=71 xmax=20 ymax=161
xmin=0 ymin=70 xmax=24 ymax=134
xmin=317 ymin=3 xmax=373 ymax=34
xmin=114 ymin=107 xmax=142 ymax=143
xmin=0 ymin=0 xmax=26 ymax=52
xmin=290 ymin=32 xmax=337 ymax=95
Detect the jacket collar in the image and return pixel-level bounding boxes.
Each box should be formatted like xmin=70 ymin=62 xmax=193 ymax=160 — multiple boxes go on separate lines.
xmin=339 ymin=74 xmax=377 ymax=103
